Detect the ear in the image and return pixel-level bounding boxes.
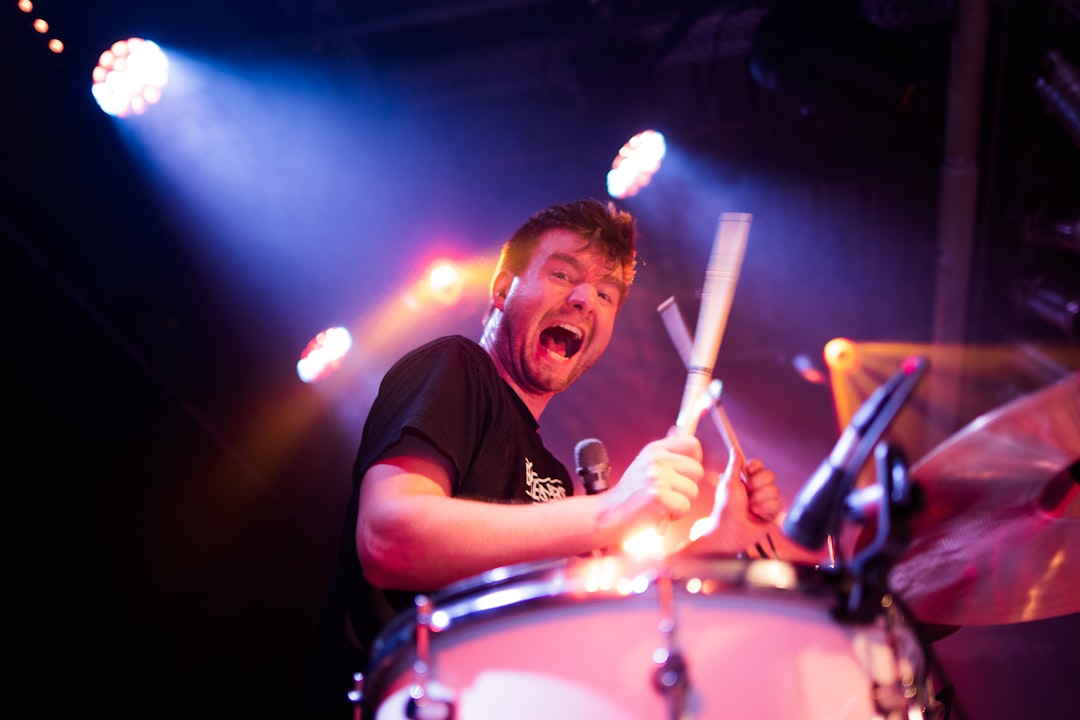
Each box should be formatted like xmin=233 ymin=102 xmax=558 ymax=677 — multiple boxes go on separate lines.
xmin=491 ymin=270 xmax=513 ymax=311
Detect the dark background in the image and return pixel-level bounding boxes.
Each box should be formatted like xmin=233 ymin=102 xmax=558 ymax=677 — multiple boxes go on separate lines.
xmin=3 ymin=1 xmax=1078 ymax=717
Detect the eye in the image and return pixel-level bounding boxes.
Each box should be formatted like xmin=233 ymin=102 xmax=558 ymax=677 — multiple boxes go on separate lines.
xmin=552 ymin=270 xmax=571 ymax=282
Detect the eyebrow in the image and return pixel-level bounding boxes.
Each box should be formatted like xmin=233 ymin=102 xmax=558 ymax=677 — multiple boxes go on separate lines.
xmin=548 ymin=251 xmax=629 ymax=298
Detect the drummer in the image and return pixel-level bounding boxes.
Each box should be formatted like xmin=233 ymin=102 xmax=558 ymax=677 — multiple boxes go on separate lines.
xmin=303 ymin=199 xmax=783 ymax=717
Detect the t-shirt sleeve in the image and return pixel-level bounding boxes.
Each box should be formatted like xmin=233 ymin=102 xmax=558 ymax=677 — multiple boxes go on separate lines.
xmin=357 ymin=339 xmax=491 ymax=491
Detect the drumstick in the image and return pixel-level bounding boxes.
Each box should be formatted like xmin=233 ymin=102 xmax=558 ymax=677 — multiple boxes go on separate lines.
xmin=674 ymin=212 xmax=751 ymax=436
xmin=659 ymin=297 xmax=743 ymax=456
xmin=660 ymin=296 xmax=783 ymax=545
xmin=659 ymin=297 xmax=745 ymax=491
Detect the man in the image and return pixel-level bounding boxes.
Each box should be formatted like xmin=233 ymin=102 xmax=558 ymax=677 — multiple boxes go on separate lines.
xmin=307 ymin=199 xmax=780 ymax=716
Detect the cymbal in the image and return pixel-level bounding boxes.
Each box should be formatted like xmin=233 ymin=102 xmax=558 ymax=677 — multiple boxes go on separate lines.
xmin=888 ymin=372 xmax=1080 ymax=626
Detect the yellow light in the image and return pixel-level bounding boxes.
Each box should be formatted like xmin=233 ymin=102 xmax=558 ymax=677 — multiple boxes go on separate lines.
xmin=425 ymin=261 xmax=465 ymax=306
xmin=33 ymin=18 xmax=47 ymax=33
xmin=48 ymin=38 xmax=63 ymax=53
xmin=18 ymin=1 xmax=33 ymax=13
xmin=621 ymin=527 xmax=667 ymax=560
xmin=823 ymin=337 xmax=861 ymax=375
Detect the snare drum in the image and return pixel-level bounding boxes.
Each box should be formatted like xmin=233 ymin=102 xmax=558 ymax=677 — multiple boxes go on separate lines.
xmin=364 ymin=555 xmax=931 ymax=720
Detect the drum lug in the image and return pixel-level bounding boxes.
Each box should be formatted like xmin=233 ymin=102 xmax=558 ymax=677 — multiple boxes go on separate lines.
xmin=653 ymin=571 xmax=693 ymax=720
xmin=652 ymin=648 xmax=690 ymax=694
xmin=405 ymin=594 xmax=456 ymax=720
xmin=405 ymin=693 xmax=454 ymax=720
xmin=348 ymin=672 xmax=364 ymax=720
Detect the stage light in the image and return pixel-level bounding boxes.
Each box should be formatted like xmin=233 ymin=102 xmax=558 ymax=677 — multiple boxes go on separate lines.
xmin=606 ymin=129 xmax=666 ymax=199
xmin=427 ymin=262 xmax=464 ymax=306
xmin=403 ymin=260 xmax=469 ymax=310
xmin=1016 ymin=276 xmax=1080 ymax=339
xmin=17 ymin=0 xmax=63 ymax=54
xmin=1036 ymin=51 xmax=1080 ymax=151
xmin=1022 ymin=208 xmax=1080 ymax=257
xmin=792 ymin=352 xmax=827 ymax=384
xmin=297 ymin=327 xmax=353 ymax=383
xmin=823 ymin=337 xmax=861 ymax=375
xmin=91 ymin=38 xmax=169 ymax=118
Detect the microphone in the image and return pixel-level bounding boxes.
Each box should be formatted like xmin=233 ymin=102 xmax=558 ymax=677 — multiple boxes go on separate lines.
xmin=575 ymin=438 xmax=611 ymax=495
xmin=783 ymin=355 xmax=927 ymax=550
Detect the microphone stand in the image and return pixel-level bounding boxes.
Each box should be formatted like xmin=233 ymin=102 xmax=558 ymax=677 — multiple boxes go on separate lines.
xmin=834 ymin=443 xmax=948 ymax=720
xmin=837 ymin=441 xmax=923 ymax=621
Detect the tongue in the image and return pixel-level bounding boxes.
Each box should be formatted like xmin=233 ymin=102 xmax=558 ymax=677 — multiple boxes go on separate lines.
xmin=540 ymin=330 xmax=568 ymax=358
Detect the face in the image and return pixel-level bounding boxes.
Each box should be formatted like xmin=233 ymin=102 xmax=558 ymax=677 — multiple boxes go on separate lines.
xmin=486 ymin=229 xmax=628 ymax=401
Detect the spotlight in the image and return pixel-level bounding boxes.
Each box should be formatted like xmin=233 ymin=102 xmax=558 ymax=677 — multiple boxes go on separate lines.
xmin=1022 ymin=208 xmax=1080 ymax=257
xmin=1036 ymin=51 xmax=1080 ymax=151
xmin=403 ymin=260 xmax=468 ymax=311
xmin=792 ymin=352 xmax=828 ymax=384
xmin=91 ymin=38 xmax=169 ymax=118
xmin=297 ymin=327 xmax=353 ymax=383
xmin=823 ymin=337 xmax=861 ymax=375
xmin=426 ymin=262 xmax=465 ymax=306
xmin=1016 ymin=276 xmax=1080 ymax=339
xmin=18 ymin=0 xmax=64 ymax=54
xmin=606 ymin=129 xmax=666 ymax=200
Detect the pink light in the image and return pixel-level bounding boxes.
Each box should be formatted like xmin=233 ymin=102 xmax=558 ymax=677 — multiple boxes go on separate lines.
xmin=297 ymin=327 xmax=353 ymax=383
xmin=91 ymin=38 xmax=169 ymax=118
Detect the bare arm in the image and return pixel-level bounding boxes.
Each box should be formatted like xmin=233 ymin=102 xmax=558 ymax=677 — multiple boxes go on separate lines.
xmin=356 ymin=431 xmax=704 ymax=590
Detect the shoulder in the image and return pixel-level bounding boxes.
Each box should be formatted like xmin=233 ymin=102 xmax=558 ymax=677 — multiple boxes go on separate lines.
xmin=397 ymin=335 xmax=493 ymax=373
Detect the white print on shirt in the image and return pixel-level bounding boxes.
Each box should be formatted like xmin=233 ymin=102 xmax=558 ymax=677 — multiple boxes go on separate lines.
xmin=524 ymin=457 xmax=567 ymax=502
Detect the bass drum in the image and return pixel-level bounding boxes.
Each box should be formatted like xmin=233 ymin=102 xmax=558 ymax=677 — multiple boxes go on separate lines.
xmin=364 ymin=555 xmax=934 ymax=720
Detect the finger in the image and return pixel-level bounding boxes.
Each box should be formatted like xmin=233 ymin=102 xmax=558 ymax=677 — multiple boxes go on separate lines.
xmin=660 ymin=432 xmax=704 ymax=462
xmin=744 ymin=467 xmax=777 ymax=491
xmin=749 ymin=488 xmax=782 ymax=521
xmin=657 ymin=469 xmax=700 ymax=503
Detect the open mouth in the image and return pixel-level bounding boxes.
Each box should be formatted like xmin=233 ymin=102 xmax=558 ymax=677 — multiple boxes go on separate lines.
xmin=539 ymin=323 xmax=583 ymax=360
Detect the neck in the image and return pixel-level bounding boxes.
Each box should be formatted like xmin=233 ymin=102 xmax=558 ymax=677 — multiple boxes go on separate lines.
xmin=479 ymin=313 xmax=552 ymax=420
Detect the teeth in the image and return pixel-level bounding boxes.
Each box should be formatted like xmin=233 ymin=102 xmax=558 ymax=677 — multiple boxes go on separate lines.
xmin=555 ymin=323 xmax=583 ymax=339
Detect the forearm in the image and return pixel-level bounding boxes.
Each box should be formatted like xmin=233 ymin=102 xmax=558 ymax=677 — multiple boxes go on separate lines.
xmin=358 ymin=491 xmax=617 ymax=591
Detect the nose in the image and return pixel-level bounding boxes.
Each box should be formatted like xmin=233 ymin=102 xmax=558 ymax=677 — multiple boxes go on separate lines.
xmin=568 ymin=283 xmax=596 ymax=310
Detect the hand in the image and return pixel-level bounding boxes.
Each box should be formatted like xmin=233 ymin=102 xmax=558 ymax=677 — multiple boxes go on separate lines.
xmin=742 ymin=457 xmax=781 ymax=524
xmin=688 ymin=456 xmax=781 ymax=554
xmin=598 ymin=429 xmax=704 ymax=540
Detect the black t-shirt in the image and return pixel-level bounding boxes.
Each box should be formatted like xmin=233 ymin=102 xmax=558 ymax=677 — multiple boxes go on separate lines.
xmin=337 ymin=335 xmax=573 ymax=665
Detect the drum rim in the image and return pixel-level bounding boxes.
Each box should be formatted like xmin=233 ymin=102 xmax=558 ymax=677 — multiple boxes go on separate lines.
xmin=366 ymin=556 xmax=841 ymax=692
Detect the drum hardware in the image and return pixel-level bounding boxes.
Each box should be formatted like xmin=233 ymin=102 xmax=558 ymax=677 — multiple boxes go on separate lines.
xmin=365 ymin=555 xmax=941 ymax=720
xmin=780 ymin=355 xmax=928 ymax=624
xmin=404 ymin=594 xmax=454 ymax=720
xmin=838 ymin=442 xmax=924 ymax=623
xmin=349 ymin=672 xmax=365 ymax=720
xmin=779 ymin=355 xmax=944 ymax=720
xmin=812 ymin=440 xmax=942 ymax=720
xmin=783 ymin=355 xmax=928 ymax=556
xmin=651 ymin=568 xmax=691 ymax=720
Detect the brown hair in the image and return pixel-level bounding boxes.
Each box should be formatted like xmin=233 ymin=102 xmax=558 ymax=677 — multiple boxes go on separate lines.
xmin=495 ymin=199 xmax=638 ymax=291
